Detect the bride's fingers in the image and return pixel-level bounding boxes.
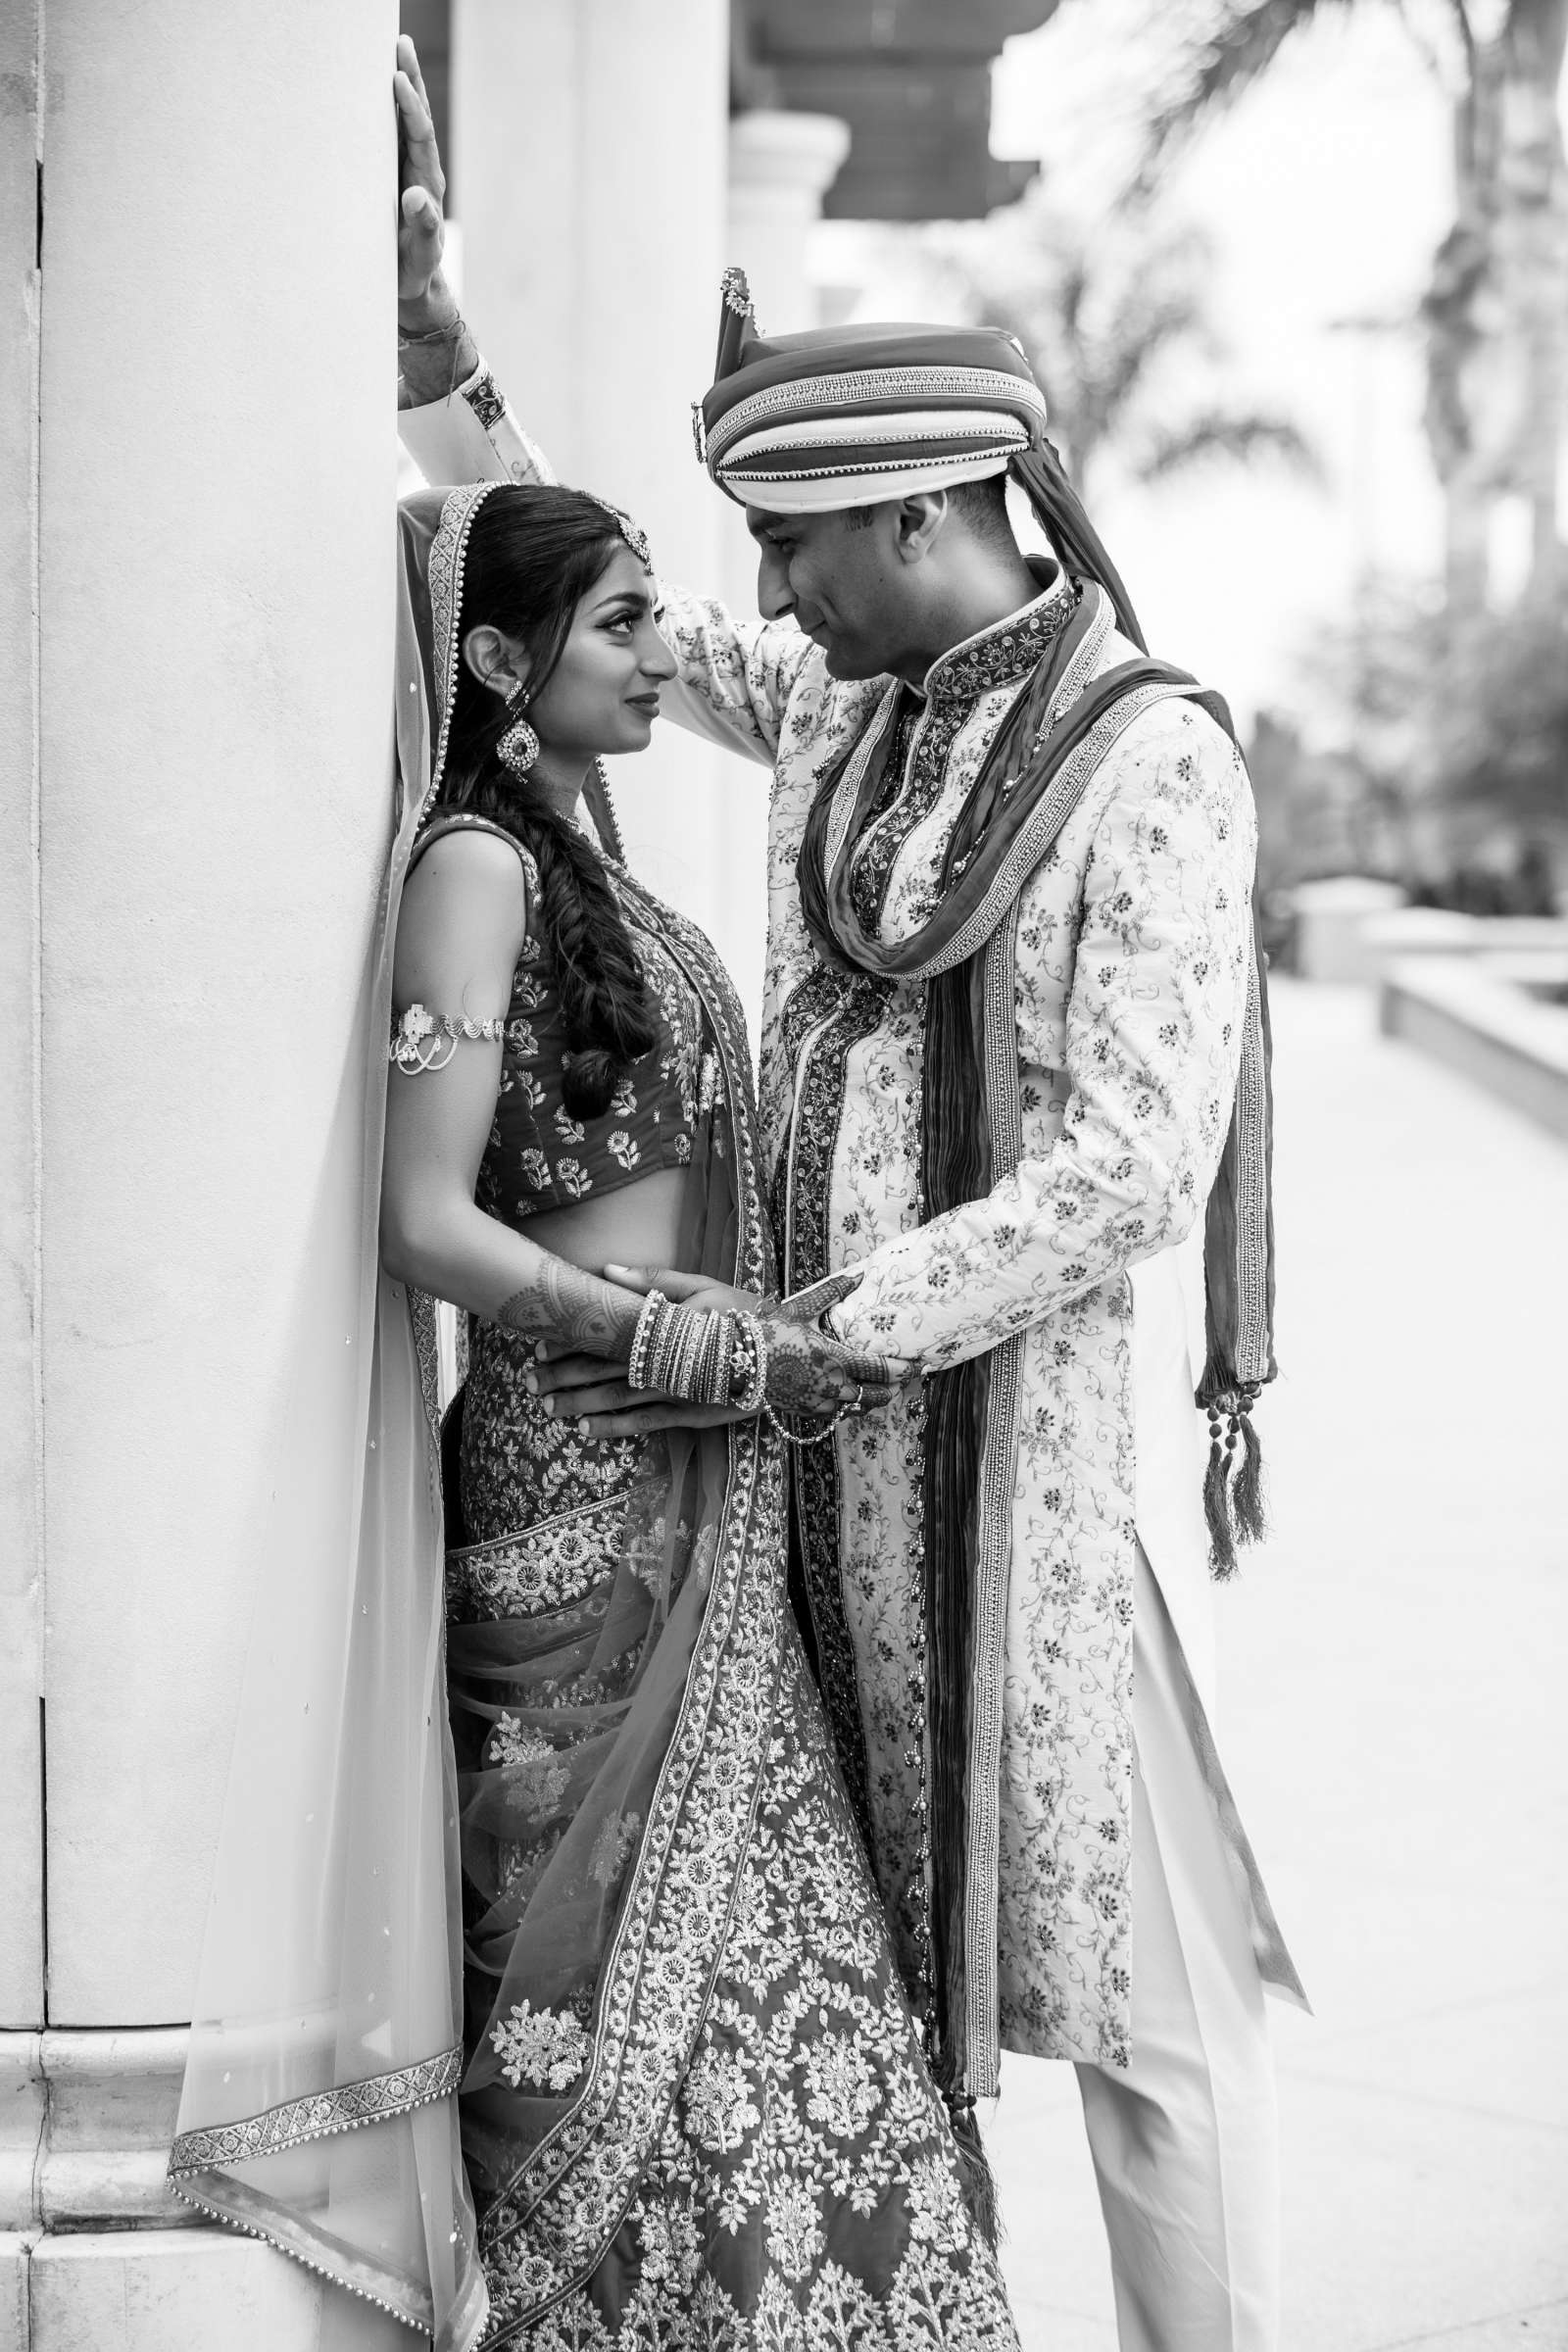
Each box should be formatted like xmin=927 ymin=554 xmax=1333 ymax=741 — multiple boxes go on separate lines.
xmin=525 ymin=1351 xmax=616 ymax=1395
xmin=575 ymin=1400 xmax=736 ymax=1438
xmin=603 ymin=1262 xmax=686 ymax=1298
xmin=540 ymin=1381 xmax=639 ymax=1422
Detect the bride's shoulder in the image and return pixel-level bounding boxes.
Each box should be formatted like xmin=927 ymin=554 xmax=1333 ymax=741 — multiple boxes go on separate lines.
xmin=400 ymin=819 xmax=535 ymax=976
xmin=412 ymin=815 xmax=539 ymax=902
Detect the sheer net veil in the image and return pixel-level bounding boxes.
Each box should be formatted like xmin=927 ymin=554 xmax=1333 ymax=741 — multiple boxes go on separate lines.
xmin=170 ymin=491 xmax=491 ymax=2350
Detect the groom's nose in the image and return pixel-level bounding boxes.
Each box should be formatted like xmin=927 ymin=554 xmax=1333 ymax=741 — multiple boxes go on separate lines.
xmin=756 ymin=547 xmax=795 ymax=623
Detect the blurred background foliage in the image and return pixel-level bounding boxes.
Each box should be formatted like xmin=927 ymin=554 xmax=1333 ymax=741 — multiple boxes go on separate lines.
xmin=915 ymin=0 xmax=1568 ymax=916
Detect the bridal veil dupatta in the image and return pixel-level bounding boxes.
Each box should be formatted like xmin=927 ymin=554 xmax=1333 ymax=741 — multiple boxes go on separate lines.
xmin=170 ymin=493 xmax=489 ymax=2350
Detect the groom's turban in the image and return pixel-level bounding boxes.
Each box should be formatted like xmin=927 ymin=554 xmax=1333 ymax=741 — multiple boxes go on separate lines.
xmin=693 ymin=269 xmax=1145 ymax=650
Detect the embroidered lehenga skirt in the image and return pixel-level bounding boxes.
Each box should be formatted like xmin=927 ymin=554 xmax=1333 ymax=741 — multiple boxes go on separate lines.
xmin=441 ymin=1315 xmax=1017 ymax=2349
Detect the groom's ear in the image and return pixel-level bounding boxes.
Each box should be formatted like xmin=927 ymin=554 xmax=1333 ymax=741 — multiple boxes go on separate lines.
xmin=893 ymin=490 xmax=949 ymax=565
xmin=462 ymin=624 xmax=529 ymax=696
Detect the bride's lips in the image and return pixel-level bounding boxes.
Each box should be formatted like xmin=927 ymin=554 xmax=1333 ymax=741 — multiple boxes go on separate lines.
xmin=625 ymin=692 xmax=662 ymax=713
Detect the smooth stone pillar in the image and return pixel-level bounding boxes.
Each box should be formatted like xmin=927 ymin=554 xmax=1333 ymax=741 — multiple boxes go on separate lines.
xmin=451 ymin=0 xmax=769 ymax=1026
xmin=7 ymin=0 xmax=397 ymax=2339
xmin=0 ymin=0 xmax=44 ymax=2043
xmin=726 ymin=109 xmax=850 ymax=333
xmin=714 ymin=109 xmax=853 ymax=1027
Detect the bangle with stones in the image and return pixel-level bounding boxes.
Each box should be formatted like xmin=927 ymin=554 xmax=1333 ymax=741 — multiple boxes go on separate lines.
xmin=673 ymin=1312 xmax=705 ymax=1401
xmin=712 ymin=1312 xmax=735 ymax=1409
xmin=642 ymin=1298 xmax=680 ymax=1395
xmin=627 ymin=1290 xmax=667 ymax=1392
xmin=730 ymin=1313 xmax=766 ymax=1415
xmin=647 ymin=1302 xmax=680 ymax=1396
xmin=693 ymin=1314 xmax=722 ymax=1406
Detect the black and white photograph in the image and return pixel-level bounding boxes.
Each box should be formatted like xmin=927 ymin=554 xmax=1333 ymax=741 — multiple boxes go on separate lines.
xmin=2 ymin=4 xmax=1564 ymax=2348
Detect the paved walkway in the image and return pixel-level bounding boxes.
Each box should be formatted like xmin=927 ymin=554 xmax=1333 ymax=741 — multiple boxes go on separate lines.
xmin=989 ymin=979 xmax=1568 ymax=2352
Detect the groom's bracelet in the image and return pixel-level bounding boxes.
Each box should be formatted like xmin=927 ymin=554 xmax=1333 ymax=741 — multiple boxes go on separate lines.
xmin=626 ymin=1293 xmax=767 ymax=1412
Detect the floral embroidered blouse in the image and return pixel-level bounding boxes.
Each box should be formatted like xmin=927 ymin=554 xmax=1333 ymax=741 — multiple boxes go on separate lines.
xmin=405 ymin=813 xmax=715 ymax=1227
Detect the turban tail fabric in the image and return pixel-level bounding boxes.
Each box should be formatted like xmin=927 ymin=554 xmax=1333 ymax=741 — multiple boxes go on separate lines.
xmin=700 ymin=275 xmax=1278 ymax=2129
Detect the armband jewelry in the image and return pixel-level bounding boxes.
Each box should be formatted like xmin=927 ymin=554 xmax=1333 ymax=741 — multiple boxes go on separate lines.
xmin=390 ymin=1002 xmax=506 ymax=1074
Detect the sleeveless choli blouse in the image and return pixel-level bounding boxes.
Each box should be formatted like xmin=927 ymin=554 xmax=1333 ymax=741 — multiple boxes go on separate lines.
xmin=408 ymin=812 xmax=714 ymax=1229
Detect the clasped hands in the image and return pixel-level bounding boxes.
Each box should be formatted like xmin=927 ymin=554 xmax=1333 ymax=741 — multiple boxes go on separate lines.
xmin=523 ymin=1266 xmax=909 ymax=1440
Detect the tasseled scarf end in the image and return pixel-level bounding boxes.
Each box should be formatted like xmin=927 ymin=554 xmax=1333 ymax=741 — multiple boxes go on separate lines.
xmin=1199 ymin=1381 xmax=1267 ymax=1580
xmin=946 ymin=2092 xmax=1004 ymax=2249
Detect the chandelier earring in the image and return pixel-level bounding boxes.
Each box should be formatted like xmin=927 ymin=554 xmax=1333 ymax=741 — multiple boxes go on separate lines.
xmin=498 ymin=681 xmax=540 ymax=780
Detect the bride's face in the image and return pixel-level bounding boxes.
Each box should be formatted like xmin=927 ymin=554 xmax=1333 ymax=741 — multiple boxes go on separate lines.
xmin=529 ymin=547 xmax=676 ymax=760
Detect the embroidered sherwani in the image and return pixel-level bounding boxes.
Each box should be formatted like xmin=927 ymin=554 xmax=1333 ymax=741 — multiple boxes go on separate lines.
xmin=400 ymin=369 xmax=1300 ymax=2080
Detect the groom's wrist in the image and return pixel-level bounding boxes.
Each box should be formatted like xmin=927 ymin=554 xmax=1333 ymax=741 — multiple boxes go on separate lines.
xmin=397 ymin=269 xmax=461 ymax=335
xmin=397 ymin=274 xmax=481 ymax=411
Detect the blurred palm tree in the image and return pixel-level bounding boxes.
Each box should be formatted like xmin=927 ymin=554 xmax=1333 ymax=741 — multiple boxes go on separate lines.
xmin=921 ymin=194 xmax=1318 ymax=504
xmin=1132 ymin=0 xmax=1568 ymax=608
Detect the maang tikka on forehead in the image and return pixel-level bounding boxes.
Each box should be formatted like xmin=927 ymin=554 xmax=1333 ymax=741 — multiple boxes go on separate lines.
xmin=585 ymin=493 xmax=654 ymax=573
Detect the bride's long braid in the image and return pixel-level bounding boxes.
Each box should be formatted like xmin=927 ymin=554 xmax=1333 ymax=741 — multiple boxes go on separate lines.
xmin=439 ymin=488 xmax=659 ymax=1119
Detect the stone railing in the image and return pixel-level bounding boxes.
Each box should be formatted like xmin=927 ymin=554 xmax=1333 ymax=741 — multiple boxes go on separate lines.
xmin=1379 ymin=952 xmax=1568 ymax=1141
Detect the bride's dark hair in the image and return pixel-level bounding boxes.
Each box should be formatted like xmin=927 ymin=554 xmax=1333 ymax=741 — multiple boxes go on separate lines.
xmin=439 ymin=485 xmax=658 ymax=1119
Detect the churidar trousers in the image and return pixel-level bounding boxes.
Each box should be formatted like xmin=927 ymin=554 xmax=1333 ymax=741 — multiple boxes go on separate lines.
xmin=1074 ymin=1545 xmax=1281 ymax=2352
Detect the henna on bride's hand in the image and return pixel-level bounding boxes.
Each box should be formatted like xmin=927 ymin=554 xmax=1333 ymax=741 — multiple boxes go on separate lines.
xmin=496 ymin=1261 xmax=640 ymax=1359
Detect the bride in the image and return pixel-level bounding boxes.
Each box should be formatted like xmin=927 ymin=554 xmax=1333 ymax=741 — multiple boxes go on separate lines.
xmin=168 ymin=238 xmax=1019 ymax=2352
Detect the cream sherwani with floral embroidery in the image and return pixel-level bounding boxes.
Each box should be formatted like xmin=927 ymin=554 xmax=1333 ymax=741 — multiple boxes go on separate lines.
xmin=400 ymin=368 xmax=1300 ymax=2078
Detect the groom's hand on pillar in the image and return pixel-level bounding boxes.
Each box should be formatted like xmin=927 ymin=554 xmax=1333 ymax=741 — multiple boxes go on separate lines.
xmin=394 ymin=35 xmax=481 ymax=403
xmin=394 ymin=36 xmax=448 ymax=316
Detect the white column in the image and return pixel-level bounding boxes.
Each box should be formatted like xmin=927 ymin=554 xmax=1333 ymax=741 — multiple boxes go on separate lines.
xmin=0 ymin=6 xmax=41 ymax=2318
xmin=714 ymin=109 xmax=851 ymax=1030
xmin=726 ymin=111 xmax=850 ymax=338
xmin=1 ymin=1 xmax=396 ymax=2340
xmin=0 ymin=0 xmax=43 ymax=2057
xmin=452 ymin=1 xmax=755 ymax=985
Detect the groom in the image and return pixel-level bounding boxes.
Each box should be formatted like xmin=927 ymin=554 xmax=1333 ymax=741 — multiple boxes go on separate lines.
xmin=393 ymin=41 xmax=1303 ymax=2352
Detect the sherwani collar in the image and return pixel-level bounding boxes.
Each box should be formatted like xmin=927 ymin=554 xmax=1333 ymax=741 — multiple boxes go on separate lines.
xmin=917 ymin=557 xmax=1072 ymax=706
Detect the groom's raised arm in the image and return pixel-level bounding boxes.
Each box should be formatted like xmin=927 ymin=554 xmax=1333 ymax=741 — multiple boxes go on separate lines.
xmin=393 ymin=42 xmax=810 ymax=769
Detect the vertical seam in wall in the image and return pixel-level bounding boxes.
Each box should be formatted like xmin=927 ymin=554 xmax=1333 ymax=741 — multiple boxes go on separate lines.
xmin=31 ymin=0 xmax=48 ymax=2029
xmin=572 ymin=9 xmax=586 ymax=475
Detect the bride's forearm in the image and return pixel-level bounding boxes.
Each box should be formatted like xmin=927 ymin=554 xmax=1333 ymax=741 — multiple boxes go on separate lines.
xmin=380 ymin=1200 xmax=641 ymax=1360
xmin=493 ymin=1256 xmax=641 ymax=1358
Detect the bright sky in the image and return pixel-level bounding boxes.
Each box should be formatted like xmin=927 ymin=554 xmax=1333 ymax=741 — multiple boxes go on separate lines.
xmin=997 ymin=0 xmax=1459 ymax=728
xmin=820 ymin=2 xmax=1466 ymax=731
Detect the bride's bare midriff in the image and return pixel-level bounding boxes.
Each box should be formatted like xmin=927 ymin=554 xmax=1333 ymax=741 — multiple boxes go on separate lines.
xmin=517 ymin=1166 xmax=698 ymax=1286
